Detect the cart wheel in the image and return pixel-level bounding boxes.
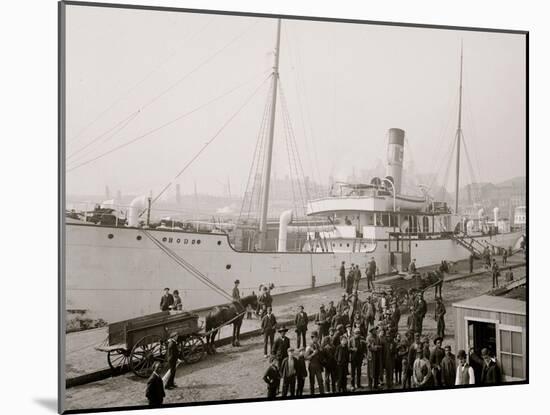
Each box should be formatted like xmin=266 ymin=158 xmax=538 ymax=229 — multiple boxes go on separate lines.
xmin=107 ymin=349 xmax=130 ymax=375
xmin=180 ymin=334 xmax=206 ymax=364
xmin=129 ymin=334 xmax=166 ymax=378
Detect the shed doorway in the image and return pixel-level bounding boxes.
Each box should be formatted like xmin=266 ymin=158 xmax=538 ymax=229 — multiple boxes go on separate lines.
xmin=467 ymin=320 xmax=497 ymax=356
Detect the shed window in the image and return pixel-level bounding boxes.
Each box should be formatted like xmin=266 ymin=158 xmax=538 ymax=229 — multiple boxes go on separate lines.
xmin=499 ymin=327 xmax=524 ymax=379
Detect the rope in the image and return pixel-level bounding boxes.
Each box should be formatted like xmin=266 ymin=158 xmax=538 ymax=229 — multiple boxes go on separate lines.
xmin=67 ymin=17 xmax=216 ymax=145
xmin=67 ymin=71 xmax=270 ymax=172
xmin=144 ymin=73 xmax=272 ymax=212
xmin=142 ymin=230 xmax=233 ymax=301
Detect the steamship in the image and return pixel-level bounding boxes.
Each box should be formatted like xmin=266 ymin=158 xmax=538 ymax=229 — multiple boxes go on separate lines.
xmin=65 ymin=20 xmax=523 ymax=323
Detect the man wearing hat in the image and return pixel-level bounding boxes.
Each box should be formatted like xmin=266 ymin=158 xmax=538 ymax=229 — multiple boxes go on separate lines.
xmin=232 ymin=279 xmax=240 ymax=302
xmin=337 ymin=293 xmax=348 ymax=315
xmin=315 ymin=304 xmax=330 ymax=340
xmin=346 ymin=267 xmax=355 ymax=295
xmin=261 ymin=307 xmax=277 ymax=357
xmin=304 ymin=331 xmax=325 ymax=395
xmin=440 ymin=345 xmax=456 ymax=387
xmin=349 ymin=328 xmax=366 ymax=390
xmin=263 ymin=357 xmax=281 ymax=398
xmin=280 ymin=347 xmax=298 ymax=396
xmin=294 ymin=305 xmax=309 ymax=349
xmin=340 ymin=261 xmax=346 ymax=288
xmin=434 ymin=297 xmax=446 ymax=339
xmin=145 ymin=361 xmax=165 ymax=407
xmin=165 ymin=333 xmax=179 ymax=389
xmin=480 ymin=348 xmax=501 ymax=385
xmin=295 ymin=347 xmax=308 ymax=396
xmin=272 ymin=326 xmax=291 ymax=368
xmin=429 ymin=336 xmax=445 ymax=386
xmin=414 ymin=292 xmax=427 ymax=335
xmin=327 ymin=300 xmax=337 ymax=321
xmin=159 ymin=287 xmax=174 ymax=312
xmin=366 ymin=257 xmax=377 ymax=290
xmin=366 ymin=326 xmax=382 ymax=390
xmin=455 ymin=349 xmax=475 ymax=385
xmin=335 ymin=335 xmax=350 ymax=392
xmin=412 ymin=348 xmax=433 ymax=388
xmin=321 ymin=333 xmax=337 ymax=392
xmin=405 ymin=333 xmax=422 ymax=388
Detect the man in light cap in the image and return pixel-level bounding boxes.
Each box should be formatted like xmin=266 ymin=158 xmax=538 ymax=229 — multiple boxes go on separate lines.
xmin=349 ymin=328 xmax=366 ymax=390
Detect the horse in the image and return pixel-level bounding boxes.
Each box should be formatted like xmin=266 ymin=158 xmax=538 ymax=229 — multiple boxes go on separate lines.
xmin=204 ymin=293 xmax=258 ymax=354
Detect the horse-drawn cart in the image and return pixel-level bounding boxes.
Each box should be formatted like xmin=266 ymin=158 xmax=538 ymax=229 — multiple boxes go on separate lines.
xmin=96 ymin=310 xmax=206 ymax=377
xmin=376 ymin=272 xmax=444 ymax=308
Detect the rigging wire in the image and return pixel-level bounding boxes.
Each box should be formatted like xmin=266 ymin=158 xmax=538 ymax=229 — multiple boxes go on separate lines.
xmin=239 ymin=78 xmax=274 ymax=223
xmin=68 ymin=17 xmax=216 ymax=145
xmin=67 ymin=70 xmax=270 ymax=172
xmin=67 ymin=19 xmax=259 ymax=159
xmin=142 ymin=73 xmax=273 ymax=212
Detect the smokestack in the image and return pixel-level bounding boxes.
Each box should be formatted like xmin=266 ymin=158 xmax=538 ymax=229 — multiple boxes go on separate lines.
xmin=386 ymin=128 xmax=405 ymax=194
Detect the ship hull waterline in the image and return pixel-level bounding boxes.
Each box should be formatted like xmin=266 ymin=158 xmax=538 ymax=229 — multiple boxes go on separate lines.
xmin=65 ymin=222 xmax=523 ymax=323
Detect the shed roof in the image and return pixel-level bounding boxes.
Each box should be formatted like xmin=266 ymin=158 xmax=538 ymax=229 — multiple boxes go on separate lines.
xmin=452 ymin=295 xmax=526 ymax=316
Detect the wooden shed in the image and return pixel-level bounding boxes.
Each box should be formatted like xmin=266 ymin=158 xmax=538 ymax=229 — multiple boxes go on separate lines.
xmin=453 ymin=294 xmax=526 ymax=381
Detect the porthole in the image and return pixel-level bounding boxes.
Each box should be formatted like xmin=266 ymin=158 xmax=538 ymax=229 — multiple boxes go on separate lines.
xmin=162 ymin=237 xmax=167 ymax=242
xmin=108 ymin=234 xmax=114 ymax=239
xmin=346 ymin=243 xmax=350 ymax=247
xmin=197 ymin=240 xmax=201 ymax=245
xmin=384 ymin=244 xmax=387 ymax=248
xmin=176 ymin=238 xmax=181 ymax=243
xmin=415 ymin=243 xmax=418 ymax=247
xmin=136 ymin=235 xmax=142 ymax=241
xmin=192 ymin=239 xmax=196 ymax=245
xmin=226 ymin=264 xmax=232 ymax=270
xmin=217 ymin=241 xmax=222 ymax=246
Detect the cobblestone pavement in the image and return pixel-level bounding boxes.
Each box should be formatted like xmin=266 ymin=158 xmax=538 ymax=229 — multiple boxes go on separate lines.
xmin=64 ymin=259 xmax=526 ymax=411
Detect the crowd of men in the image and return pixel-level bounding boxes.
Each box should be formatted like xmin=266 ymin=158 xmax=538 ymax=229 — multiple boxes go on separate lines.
xmin=262 ymin=259 xmax=503 ymax=399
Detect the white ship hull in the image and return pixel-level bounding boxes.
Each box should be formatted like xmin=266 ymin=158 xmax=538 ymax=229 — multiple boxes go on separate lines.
xmin=65 ymin=222 xmax=523 ymax=322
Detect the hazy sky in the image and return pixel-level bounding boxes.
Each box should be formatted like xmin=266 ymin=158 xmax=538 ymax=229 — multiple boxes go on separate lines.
xmin=64 ymin=4 xmax=526 ymax=199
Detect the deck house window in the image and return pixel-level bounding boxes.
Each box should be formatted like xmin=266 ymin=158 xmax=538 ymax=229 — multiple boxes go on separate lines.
xmin=499 ymin=327 xmax=524 ymax=379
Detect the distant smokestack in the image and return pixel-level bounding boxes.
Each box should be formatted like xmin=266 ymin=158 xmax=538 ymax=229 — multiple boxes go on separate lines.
xmin=386 ymin=128 xmax=405 ymax=194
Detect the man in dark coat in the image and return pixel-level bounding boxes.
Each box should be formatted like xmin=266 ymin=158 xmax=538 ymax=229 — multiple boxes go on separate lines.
xmin=335 ymin=336 xmax=350 ymax=393
xmin=480 ymin=348 xmax=502 ymax=385
xmin=165 ymin=335 xmax=179 ymax=389
xmin=159 ymin=288 xmax=174 ymax=311
xmin=381 ymin=328 xmax=395 ymax=389
xmin=469 ymin=253 xmax=475 ymax=274
xmin=349 ymin=328 xmax=366 ymax=390
xmin=304 ymin=331 xmax=325 ymax=395
xmin=414 ymin=292 xmax=427 ymax=335
xmin=327 ymin=300 xmax=337 ymax=321
xmin=295 ymin=305 xmax=309 ymax=349
xmin=434 ymin=297 xmax=446 ymax=339
xmin=353 ymin=265 xmax=362 ymax=291
xmin=429 ymin=336 xmax=445 ymax=386
xmin=405 ymin=333 xmax=422 ymax=389
xmin=468 ymin=347 xmax=484 ymax=384
xmin=340 ymin=261 xmax=346 ymax=288
xmin=366 ymin=258 xmax=377 ymax=290
xmin=440 ymin=345 xmax=456 ymax=387
xmin=272 ymin=326 xmax=291 ymax=367
xmin=280 ymin=348 xmax=298 ymax=396
xmin=232 ymin=279 xmax=240 ymax=301
xmin=367 ymin=327 xmax=382 ymax=390
xmin=491 ymin=259 xmax=501 ymax=288
xmin=346 ymin=269 xmax=354 ymax=295
xmin=321 ymin=335 xmax=337 ymax=392
xmin=295 ymin=347 xmax=308 ymax=396
xmin=145 ymin=362 xmax=165 ymax=407
xmin=315 ymin=305 xmax=330 ymax=340
xmin=261 ymin=307 xmax=277 ymax=357
xmin=336 ymin=293 xmax=349 ymax=315
xmin=263 ymin=358 xmax=281 ymax=399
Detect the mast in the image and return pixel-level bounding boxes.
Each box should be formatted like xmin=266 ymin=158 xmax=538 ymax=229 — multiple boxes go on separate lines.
xmin=258 ymin=19 xmax=282 ymax=250
xmin=454 ymin=43 xmax=463 ymax=214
